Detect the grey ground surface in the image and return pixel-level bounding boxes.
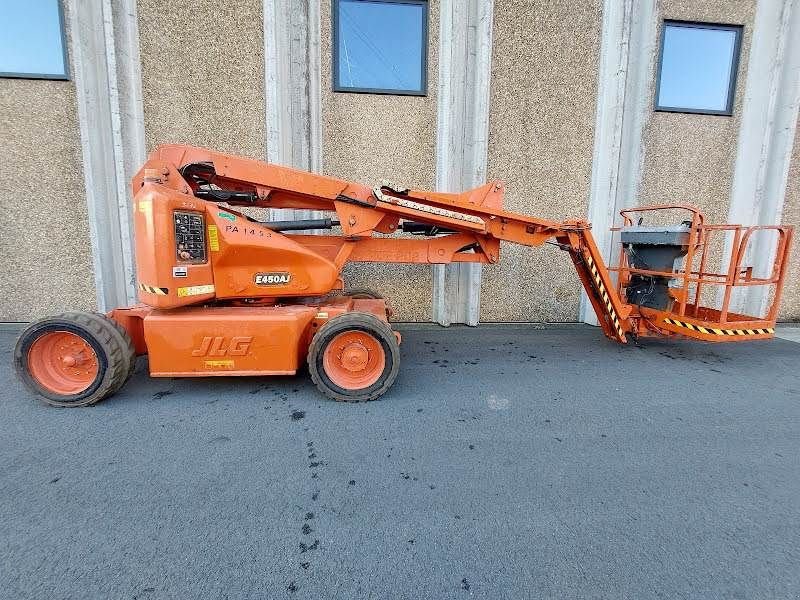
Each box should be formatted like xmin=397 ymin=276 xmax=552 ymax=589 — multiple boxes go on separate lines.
xmin=1 ymin=325 xmax=799 ymax=600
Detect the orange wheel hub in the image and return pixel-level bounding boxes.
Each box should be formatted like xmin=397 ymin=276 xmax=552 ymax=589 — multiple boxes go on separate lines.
xmin=27 ymin=331 xmax=99 ymax=395
xmin=322 ymin=330 xmax=386 ymax=390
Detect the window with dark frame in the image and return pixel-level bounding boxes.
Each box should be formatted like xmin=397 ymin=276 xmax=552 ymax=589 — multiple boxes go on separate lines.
xmin=0 ymin=0 xmax=69 ymax=80
xmin=333 ymin=0 xmax=428 ymax=96
xmin=655 ymin=20 xmax=742 ymax=116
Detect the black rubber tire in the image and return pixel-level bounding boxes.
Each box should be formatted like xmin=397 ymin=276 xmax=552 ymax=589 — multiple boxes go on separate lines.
xmin=94 ymin=312 xmax=137 ymax=390
xmin=14 ymin=312 xmax=136 ymax=407
xmin=308 ymin=312 xmax=400 ymax=402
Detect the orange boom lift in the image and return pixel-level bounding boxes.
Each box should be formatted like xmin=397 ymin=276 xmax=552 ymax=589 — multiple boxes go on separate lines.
xmin=15 ymin=145 xmax=793 ymax=406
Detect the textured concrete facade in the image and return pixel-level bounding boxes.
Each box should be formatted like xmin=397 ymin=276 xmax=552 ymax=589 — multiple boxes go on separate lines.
xmin=320 ymin=0 xmax=439 ymax=322
xmin=0 ymin=37 xmax=95 ymax=321
xmin=781 ymin=126 xmax=800 ymax=320
xmin=136 ymin=0 xmax=266 ymax=159
xmin=638 ymin=1 xmax=756 ymax=225
xmin=482 ymin=0 xmax=603 ymax=321
xmin=634 ymin=1 xmax=756 ymax=315
xmin=2 ymin=0 xmax=799 ymax=324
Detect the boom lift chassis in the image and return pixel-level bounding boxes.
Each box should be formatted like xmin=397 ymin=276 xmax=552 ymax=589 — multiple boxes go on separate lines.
xmin=15 ymin=145 xmax=793 ymax=406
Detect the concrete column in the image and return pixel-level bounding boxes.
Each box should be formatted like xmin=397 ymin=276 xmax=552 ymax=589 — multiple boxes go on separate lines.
xmin=727 ymin=0 xmax=800 ymax=316
xmin=433 ymin=0 xmax=494 ymax=326
xmin=264 ymin=0 xmax=323 ymax=221
xmin=67 ymin=0 xmax=145 ymax=311
xmin=581 ymin=0 xmax=657 ymax=325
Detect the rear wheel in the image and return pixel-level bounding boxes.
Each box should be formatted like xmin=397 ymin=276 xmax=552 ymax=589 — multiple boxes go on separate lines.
xmin=95 ymin=311 xmax=137 ymax=391
xmin=14 ymin=312 xmax=136 ymax=407
xmin=308 ymin=312 xmax=400 ymax=402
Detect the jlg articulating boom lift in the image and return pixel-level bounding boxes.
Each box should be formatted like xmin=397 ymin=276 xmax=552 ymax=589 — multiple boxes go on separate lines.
xmin=14 ymin=145 xmax=793 ymax=406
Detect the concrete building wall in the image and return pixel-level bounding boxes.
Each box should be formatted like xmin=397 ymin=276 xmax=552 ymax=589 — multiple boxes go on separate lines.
xmin=634 ymin=1 xmax=757 ymax=317
xmin=481 ymin=0 xmax=603 ymax=322
xmin=780 ymin=124 xmax=800 ymax=321
xmin=0 ymin=7 xmax=95 ymax=322
xmin=2 ymin=0 xmax=798 ymax=325
xmin=638 ymin=1 xmax=756 ymax=226
xmin=136 ymin=0 xmax=266 ymax=159
xmin=320 ymin=0 xmax=439 ymax=322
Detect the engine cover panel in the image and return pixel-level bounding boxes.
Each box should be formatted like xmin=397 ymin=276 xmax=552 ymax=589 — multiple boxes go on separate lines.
xmin=144 ymin=306 xmax=318 ymax=376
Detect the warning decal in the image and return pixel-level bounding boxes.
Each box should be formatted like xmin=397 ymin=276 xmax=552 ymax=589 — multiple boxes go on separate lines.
xmin=208 ymin=225 xmax=220 ymax=251
xmin=177 ymin=284 xmax=215 ymax=298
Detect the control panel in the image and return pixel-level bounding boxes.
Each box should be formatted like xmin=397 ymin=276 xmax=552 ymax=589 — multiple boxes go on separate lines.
xmin=174 ymin=211 xmax=207 ymax=263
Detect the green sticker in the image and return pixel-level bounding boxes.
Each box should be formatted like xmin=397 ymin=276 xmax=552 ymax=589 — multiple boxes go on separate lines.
xmin=218 ymin=211 xmax=236 ymax=221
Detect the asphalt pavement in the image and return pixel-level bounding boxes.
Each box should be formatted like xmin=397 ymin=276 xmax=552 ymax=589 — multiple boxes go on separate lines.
xmin=1 ymin=324 xmax=799 ymax=599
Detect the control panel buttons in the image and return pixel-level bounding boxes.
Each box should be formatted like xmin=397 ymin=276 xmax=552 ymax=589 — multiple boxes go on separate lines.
xmin=174 ymin=211 xmax=207 ymax=263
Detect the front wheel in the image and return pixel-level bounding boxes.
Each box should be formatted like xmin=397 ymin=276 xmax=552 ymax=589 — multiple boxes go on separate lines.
xmin=14 ymin=312 xmax=136 ymax=407
xmin=308 ymin=312 xmax=400 ymax=402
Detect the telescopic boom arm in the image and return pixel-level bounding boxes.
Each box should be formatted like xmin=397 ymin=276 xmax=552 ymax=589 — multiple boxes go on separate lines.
xmin=139 ymin=145 xmax=631 ymax=342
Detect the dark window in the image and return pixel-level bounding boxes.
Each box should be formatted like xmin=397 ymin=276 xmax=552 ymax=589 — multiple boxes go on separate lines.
xmin=0 ymin=0 xmax=69 ymax=80
xmin=655 ymin=20 xmax=742 ymax=116
xmin=333 ymin=0 xmax=428 ymax=95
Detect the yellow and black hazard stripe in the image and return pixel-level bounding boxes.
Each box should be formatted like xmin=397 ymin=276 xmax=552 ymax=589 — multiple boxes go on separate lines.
xmin=662 ymin=317 xmax=773 ymax=337
xmin=138 ymin=283 xmax=168 ymax=296
xmin=584 ymin=253 xmax=625 ymax=339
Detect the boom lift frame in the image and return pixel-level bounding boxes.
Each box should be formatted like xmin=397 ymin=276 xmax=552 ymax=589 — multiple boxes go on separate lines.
xmin=14 ymin=145 xmax=793 ymax=406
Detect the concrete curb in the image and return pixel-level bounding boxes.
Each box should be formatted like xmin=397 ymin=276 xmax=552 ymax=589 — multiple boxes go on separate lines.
xmin=775 ymin=326 xmax=800 ymax=344
xmin=2 ymin=321 xmax=798 ymax=342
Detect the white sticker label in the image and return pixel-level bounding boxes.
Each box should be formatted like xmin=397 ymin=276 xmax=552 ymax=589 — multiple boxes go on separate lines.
xmin=254 ymin=272 xmax=292 ymax=285
xmin=173 ymin=266 xmax=188 ymax=278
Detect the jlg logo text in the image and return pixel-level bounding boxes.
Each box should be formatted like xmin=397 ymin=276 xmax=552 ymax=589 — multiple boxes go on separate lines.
xmin=191 ymin=336 xmax=252 ymax=357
